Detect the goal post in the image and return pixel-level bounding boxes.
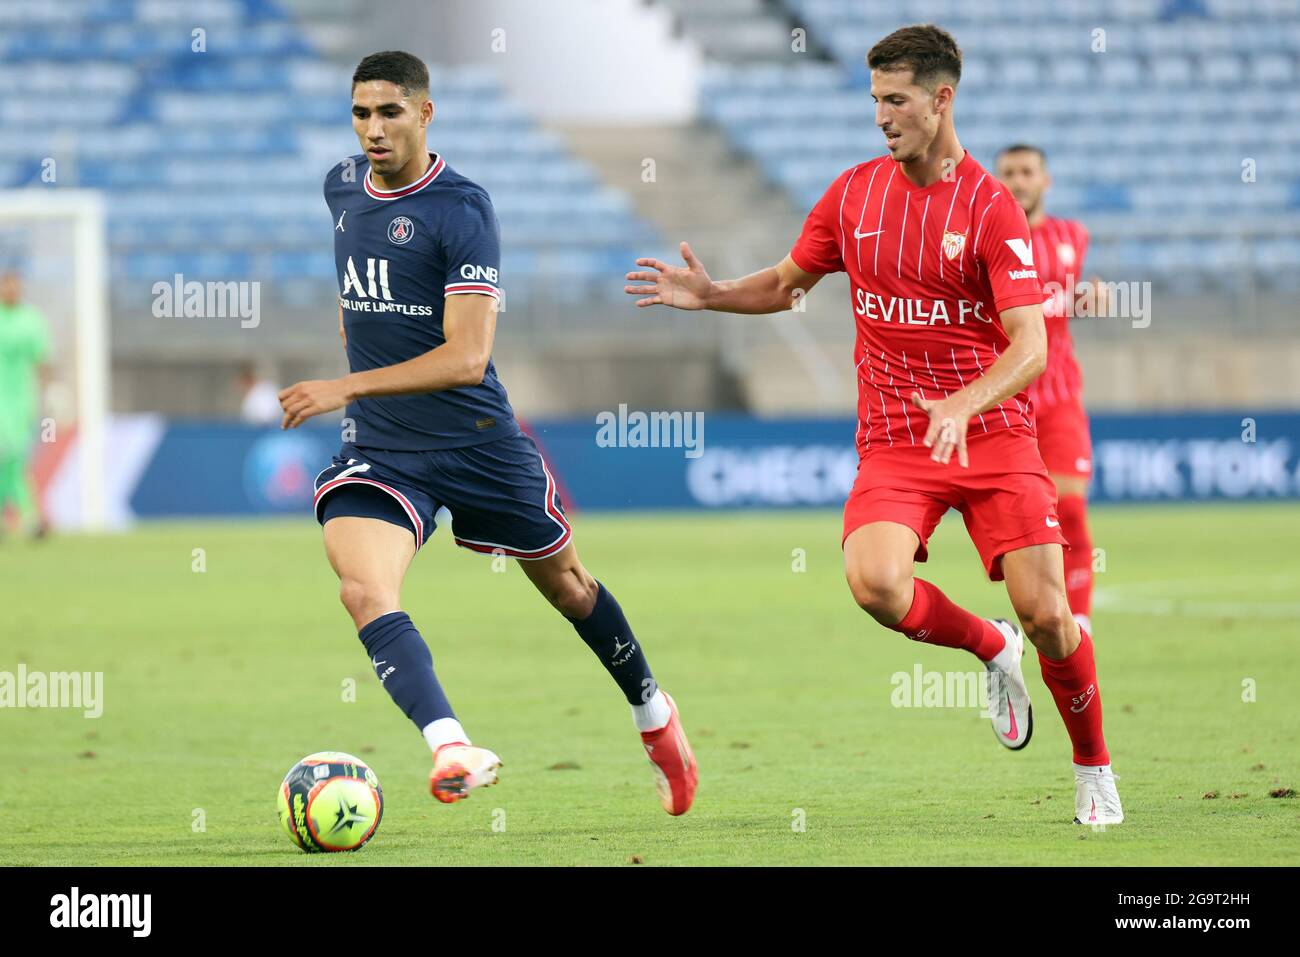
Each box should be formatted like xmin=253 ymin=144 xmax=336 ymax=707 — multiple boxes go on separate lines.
xmin=0 ymin=189 xmax=110 ymax=531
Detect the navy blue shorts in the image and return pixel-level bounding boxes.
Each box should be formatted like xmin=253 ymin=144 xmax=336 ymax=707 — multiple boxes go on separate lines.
xmin=313 ymin=431 xmax=572 ymax=560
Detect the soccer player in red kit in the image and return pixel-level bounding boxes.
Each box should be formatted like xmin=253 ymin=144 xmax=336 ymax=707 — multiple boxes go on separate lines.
xmin=996 ymin=145 xmax=1099 ymax=635
xmin=625 ymin=25 xmax=1122 ymax=824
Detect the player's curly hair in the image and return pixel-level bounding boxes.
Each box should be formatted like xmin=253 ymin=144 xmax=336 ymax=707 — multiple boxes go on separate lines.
xmin=352 ymin=51 xmax=429 ymax=96
xmin=867 ymin=24 xmax=962 ymax=90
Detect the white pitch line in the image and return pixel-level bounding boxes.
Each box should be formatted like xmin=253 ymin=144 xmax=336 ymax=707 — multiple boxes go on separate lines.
xmin=1095 ymin=574 xmax=1299 ymax=597
xmin=1093 ymin=592 xmax=1300 ymax=619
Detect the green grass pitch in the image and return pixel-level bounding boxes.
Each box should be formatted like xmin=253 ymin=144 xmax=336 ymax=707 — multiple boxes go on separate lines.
xmin=2 ymin=503 xmax=1297 ymax=866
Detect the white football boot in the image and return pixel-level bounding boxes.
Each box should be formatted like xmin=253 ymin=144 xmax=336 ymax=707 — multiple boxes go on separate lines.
xmin=984 ymin=618 xmax=1033 ymax=750
xmin=1074 ymin=763 xmax=1124 ymax=825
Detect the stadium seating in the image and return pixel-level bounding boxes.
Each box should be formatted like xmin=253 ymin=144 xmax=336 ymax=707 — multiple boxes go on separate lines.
xmin=0 ymin=0 xmax=658 ymax=305
xmin=696 ymin=0 xmax=1300 ymax=290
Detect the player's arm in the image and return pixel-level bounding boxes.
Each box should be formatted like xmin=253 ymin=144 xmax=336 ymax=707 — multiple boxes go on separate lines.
xmin=337 ymin=300 xmax=346 ymax=350
xmin=1074 ymin=276 xmax=1111 ymax=318
xmin=627 ymin=170 xmax=847 ymax=314
xmin=910 ymin=193 xmax=1049 ymax=465
xmin=910 ymin=304 xmax=1046 ymax=467
xmin=625 ymin=242 xmax=824 ymax=314
xmin=279 ymin=294 xmax=497 ymax=429
xmin=1068 ymin=225 xmax=1110 ymax=317
xmin=347 ymin=293 xmax=496 ymax=397
xmin=911 ymin=193 xmax=1050 ymax=466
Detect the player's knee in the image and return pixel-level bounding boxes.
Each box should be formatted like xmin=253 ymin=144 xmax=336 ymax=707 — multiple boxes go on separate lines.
xmin=846 ymin=566 xmax=910 ymax=623
xmin=338 ymin=576 xmax=398 ymax=627
xmin=548 ymin=573 xmax=598 ymax=619
xmin=1017 ymin=595 xmax=1073 ymax=655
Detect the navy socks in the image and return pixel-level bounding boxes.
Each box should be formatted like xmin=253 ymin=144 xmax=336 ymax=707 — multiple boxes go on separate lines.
xmin=566 ymin=582 xmax=657 ymax=705
xmin=357 ymin=611 xmax=455 ymax=730
xmin=356 ymin=588 xmax=656 ymax=730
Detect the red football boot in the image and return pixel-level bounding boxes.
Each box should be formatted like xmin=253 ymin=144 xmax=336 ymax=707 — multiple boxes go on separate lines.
xmin=640 ymin=692 xmax=697 ymax=816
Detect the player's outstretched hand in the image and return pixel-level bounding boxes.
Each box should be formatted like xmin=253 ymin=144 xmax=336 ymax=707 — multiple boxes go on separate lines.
xmin=624 ymin=241 xmax=713 ymax=310
xmin=1080 ymin=274 xmax=1110 ymax=318
xmin=911 ymin=391 xmax=971 ymax=468
xmin=279 ymin=378 xmax=351 ymax=429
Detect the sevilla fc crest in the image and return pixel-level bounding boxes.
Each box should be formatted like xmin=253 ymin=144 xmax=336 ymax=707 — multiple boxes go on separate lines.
xmin=942 ymin=229 xmax=967 ymax=260
xmin=388 ymin=216 xmax=414 ymax=245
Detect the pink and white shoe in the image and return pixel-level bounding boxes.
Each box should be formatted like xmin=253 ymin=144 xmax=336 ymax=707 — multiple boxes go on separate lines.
xmin=640 ymin=692 xmax=697 ymax=816
xmin=985 ymin=619 xmax=1033 ymax=751
xmin=1074 ymin=763 xmax=1124 ymax=825
xmin=430 ymin=743 xmax=502 ymax=804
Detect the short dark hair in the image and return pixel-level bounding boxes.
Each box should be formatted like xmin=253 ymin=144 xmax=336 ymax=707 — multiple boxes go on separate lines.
xmin=352 ymin=51 xmax=429 ymax=97
xmin=867 ymin=24 xmax=962 ymax=90
xmin=997 ymin=143 xmax=1048 ymax=165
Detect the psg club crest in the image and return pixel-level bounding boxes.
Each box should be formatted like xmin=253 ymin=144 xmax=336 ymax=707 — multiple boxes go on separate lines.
xmin=387 ymin=216 xmax=414 ymax=245
xmin=243 ymin=432 xmax=330 ymax=511
xmin=942 ymin=229 xmax=967 ymax=260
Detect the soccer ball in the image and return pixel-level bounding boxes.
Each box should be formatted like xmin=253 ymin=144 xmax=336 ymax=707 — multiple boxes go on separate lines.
xmin=277 ymin=751 xmax=383 ymax=852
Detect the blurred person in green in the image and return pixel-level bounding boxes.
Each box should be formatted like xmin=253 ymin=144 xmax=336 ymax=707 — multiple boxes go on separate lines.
xmin=0 ymin=270 xmax=51 ymax=538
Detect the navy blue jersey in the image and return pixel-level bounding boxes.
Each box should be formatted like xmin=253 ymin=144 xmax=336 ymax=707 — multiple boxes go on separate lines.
xmin=324 ymin=152 xmax=517 ymax=451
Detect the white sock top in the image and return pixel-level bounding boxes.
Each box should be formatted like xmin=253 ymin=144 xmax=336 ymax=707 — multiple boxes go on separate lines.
xmin=631 ymin=689 xmax=672 ymax=733
xmin=989 ymin=626 xmax=1018 ymax=672
xmin=422 ymin=717 xmax=470 ymax=754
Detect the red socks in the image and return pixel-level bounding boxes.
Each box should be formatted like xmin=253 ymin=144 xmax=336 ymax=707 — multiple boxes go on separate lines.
xmin=886 ymin=575 xmax=1110 ymax=767
xmin=1052 ymin=499 xmax=1108 ymax=763
xmin=1038 ymin=626 xmax=1109 ymax=765
xmin=1057 ymin=494 xmax=1093 ymax=618
xmin=890 ymin=578 xmax=1007 ymax=662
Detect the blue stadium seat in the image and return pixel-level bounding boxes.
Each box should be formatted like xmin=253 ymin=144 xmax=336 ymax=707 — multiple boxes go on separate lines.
xmin=702 ymin=0 xmax=1299 ymax=285
xmin=0 ymin=5 xmax=660 ymax=288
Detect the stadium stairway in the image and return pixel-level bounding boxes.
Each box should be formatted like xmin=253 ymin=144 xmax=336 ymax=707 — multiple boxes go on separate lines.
xmin=561 ymin=121 xmax=860 ymax=413
xmin=656 ymin=0 xmax=800 ymax=62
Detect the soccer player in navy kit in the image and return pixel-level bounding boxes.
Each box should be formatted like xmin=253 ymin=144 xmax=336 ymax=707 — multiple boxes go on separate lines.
xmin=278 ymin=52 xmax=697 ymax=814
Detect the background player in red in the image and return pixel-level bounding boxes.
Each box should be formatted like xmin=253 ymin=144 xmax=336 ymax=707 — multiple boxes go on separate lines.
xmin=996 ymin=145 xmax=1104 ymax=635
xmin=626 ymin=25 xmax=1122 ymax=824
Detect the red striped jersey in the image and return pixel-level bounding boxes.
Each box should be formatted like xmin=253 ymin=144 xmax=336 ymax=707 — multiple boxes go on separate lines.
xmin=790 ymin=150 xmax=1045 ymax=456
xmin=1027 ymin=215 xmax=1089 ymax=409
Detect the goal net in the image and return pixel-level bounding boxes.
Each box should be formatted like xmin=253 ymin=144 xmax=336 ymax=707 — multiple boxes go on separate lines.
xmin=0 ymin=189 xmax=109 ymax=531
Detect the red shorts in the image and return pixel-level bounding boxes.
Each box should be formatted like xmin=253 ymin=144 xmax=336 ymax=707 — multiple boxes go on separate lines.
xmin=842 ymin=429 xmax=1066 ymax=581
xmin=1034 ymin=396 xmax=1093 ymax=478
